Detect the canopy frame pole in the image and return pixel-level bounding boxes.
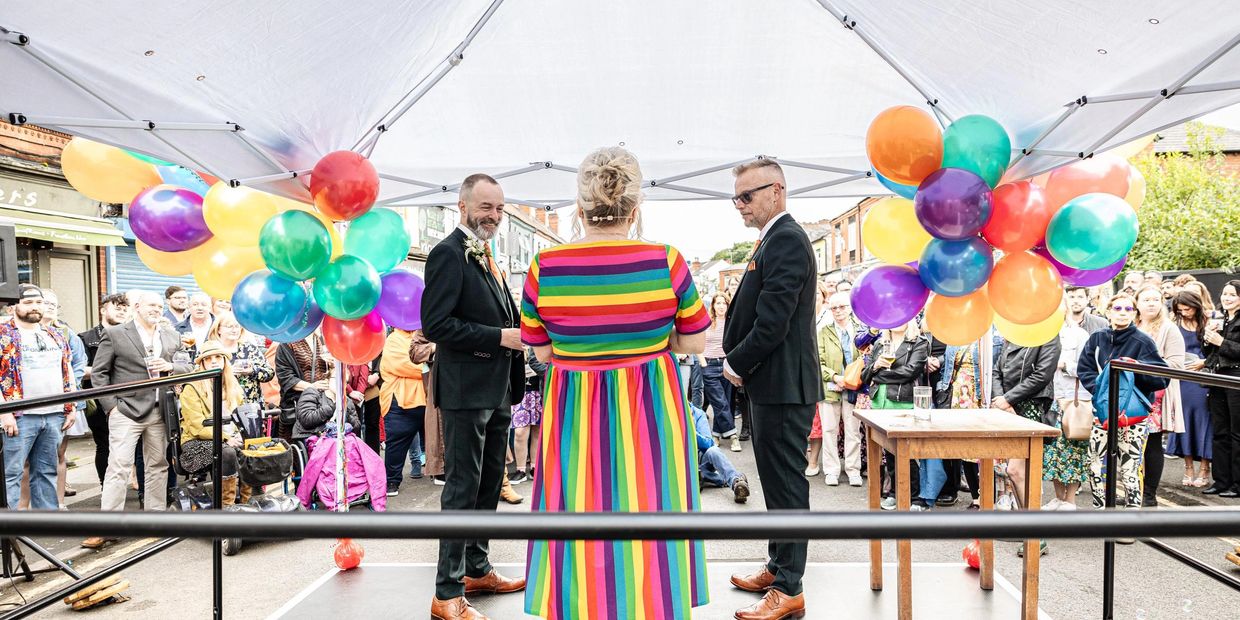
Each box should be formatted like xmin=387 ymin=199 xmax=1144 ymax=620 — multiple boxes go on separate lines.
xmin=378 ymin=173 xmax=445 ymax=190
xmin=1023 ymin=149 xmax=1085 ymax=159
xmin=1007 ymin=102 xmax=1082 ymax=169
xmin=349 ymin=0 xmax=508 ymax=153
xmin=650 ymin=183 xmax=732 ymax=199
xmin=4 ymin=115 xmax=241 ymax=132
xmin=1083 ymin=31 xmax=1240 ymax=156
xmin=376 ymin=162 xmax=543 ymax=205
xmin=776 ymin=159 xmax=868 ymax=176
xmin=788 ymin=171 xmax=871 ymax=196
xmin=813 ymin=1 xmax=954 ymax=123
xmin=1176 ymin=79 xmax=1240 ymax=96
xmin=228 ymin=169 xmax=312 ymax=188
xmin=649 ymin=158 xmax=756 ymax=185
xmin=231 ymin=131 xmax=302 ymax=186
xmin=5 ymin=30 xmax=227 ymax=179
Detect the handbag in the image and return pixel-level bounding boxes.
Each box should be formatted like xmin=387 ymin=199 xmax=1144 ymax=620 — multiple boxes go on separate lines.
xmin=841 ymin=358 xmax=865 ymax=391
xmin=1092 ymin=358 xmax=1152 ymax=429
xmin=1060 ymin=378 xmax=1093 ymax=440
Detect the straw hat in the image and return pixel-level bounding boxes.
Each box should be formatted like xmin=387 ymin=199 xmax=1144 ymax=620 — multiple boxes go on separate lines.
xmin=194 ymin=340 xmax=229 ymax=365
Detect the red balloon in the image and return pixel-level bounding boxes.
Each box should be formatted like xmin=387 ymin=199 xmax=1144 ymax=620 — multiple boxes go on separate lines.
xmin=962 ymin=539 xmax=980 ymax=569
xmin=1042 ymin=155 xmax=1130 ymax=210
xmin=981 ymin=181 xmax=1051 ymax=252
xmin=323 ymin=311 xmax=384 ymax=364
xmin=334 ymin=538 xmax=364 ymax=570
xmin=310 ymin=151 xmax=379 ymax=221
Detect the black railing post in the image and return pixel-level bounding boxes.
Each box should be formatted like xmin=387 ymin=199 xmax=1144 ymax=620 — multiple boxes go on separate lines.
xmin=211 ymin=372 xmax=223 ymax=620
xmin=1102 ymin=363 xmax=1121 ymax=620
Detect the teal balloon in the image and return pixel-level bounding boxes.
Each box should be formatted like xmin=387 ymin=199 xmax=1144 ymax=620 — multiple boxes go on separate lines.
xmin=872 ymin=167 xmax=917 ymax=199
xmin=259 ymin=211 xmax=333 ymax=281
xmin=125 ymin=150 xmax=173 ymax=167
xmin=343 ymin=208 xmax=410 ymax=273
xmin=231 ymin=270 xmax=306 ymax=336
xmin=1045 ymin=192 xmax=1138 ymax=270
xmin=313 ymin=255 xmax=381 ymax=320
xmin=941 ymin=114 xmax=1012 ymax=188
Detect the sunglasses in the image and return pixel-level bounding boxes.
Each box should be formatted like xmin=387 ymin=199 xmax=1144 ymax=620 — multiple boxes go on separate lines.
xmin=829 ymin=305 xmax=850 ymax=310
xmin=731 ymin=183 xmax=776 ymax=205
xmin=1111 ymin=304 xmax=1136 ymax=312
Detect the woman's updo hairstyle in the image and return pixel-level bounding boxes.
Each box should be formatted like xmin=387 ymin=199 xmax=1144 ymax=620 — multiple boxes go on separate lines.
xmin=576 ymin=147 xmax=643 ymax=234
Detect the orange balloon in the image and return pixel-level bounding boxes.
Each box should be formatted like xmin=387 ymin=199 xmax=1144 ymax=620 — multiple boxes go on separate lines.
xmin=988 ymin=251 xmax=1063 ymax=325
xmin=866 ymin=106 xmax=943 ymax=186
xmin=925 ymin=289 xmax=993 ymax=346
xmin=1123 ymin=165 xmax=1146 ymax=210
xmin=1042 ymin=155 xmax=1130 ymax=210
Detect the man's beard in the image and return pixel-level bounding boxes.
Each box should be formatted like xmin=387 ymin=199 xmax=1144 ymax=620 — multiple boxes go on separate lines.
xmin=466 ymin=214 xmax=499 ymax=241
xmin=15 ymin=309 xmax=42 ymax=324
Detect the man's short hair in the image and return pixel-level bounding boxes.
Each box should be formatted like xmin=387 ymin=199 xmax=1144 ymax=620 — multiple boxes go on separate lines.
xmin=459 ymin=173 xmax=499 ymax=202
xmin=731 ymin=157 xmax=785 ymax=182
xmin=101 ymin=293 xmax=129 ymax=307
xmin=1064 ymin=286 xmax=1089 ymax=295
xmin=165 ymin=285 xmax=185 ymax=299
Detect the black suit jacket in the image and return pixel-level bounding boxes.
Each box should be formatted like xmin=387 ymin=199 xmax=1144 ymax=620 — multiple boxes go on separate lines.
xmin=420 ymin=227 xmax=525 ymax=410
xmin=722 ymin=214 xmax=824 ymax=405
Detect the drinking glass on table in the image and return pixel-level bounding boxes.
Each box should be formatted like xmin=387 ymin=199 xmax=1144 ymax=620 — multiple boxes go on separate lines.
xmin=912 ymin=386 xmax=932 ymax=422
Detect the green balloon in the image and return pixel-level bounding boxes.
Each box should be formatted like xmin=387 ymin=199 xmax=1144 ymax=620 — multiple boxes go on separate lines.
xmin=259 ymin=211 xmax=333 ymax=281
xmin=1045 ymin=192 xmax=1138 ymax=270
xmin=125 ymin=150 xmax=174 ymax=167
xmin=941 ymin=115 xmax=1012 ymax=188
xmin=343 ymin=208 xmax=411 ymax=273
xmin=313 ymin=255 xmax=381 ymax=320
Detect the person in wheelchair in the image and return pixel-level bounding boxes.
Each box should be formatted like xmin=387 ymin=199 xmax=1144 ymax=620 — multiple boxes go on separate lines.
xmin=292 ymin=377 xmax=361 ymax=441
xmin=178 ymin=340 xmax=246 ymax=508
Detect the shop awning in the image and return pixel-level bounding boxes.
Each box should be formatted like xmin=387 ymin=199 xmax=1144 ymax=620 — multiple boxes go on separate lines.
xmin=0 ymin=205 xmax=125 ymax=246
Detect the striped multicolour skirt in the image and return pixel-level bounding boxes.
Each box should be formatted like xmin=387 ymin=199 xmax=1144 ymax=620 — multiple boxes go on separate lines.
xmin=524 ymin=351 xmax=708 ymax=620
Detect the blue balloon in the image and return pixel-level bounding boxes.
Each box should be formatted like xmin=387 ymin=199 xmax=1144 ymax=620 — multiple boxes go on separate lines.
xmin=157 ymin=165 xmax=211 ymax=196
xmin=873 ymin=167 xmax=917 ymax=199
xmin=919 ymin=237 xmax=994 ymax=297
xmin=232 ymin=271 xmax=307 ymax=336
xmin=269 ymin=292 xmax=324 ymax=343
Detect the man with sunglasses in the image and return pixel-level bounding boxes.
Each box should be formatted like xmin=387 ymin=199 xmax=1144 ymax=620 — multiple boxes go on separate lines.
xmin=0 ymin=284 xmax=76 ymax=510
xmin=723 ymin=158 xmax=823 ymax=620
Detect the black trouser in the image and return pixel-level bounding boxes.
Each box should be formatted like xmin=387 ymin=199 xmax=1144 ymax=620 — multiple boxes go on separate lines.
xmin=383 ymin=402 xmax=425 ymax=484
xmin=1142 ymin=431 xmax=1164 ymax=505
xmin=750 ymin=402 xmax=814 ymax=596
xmin=85 ymin=402 xmax=109 ymax=484
xmin=1208 ymin=379 xmax=1240 ymax=490
xmin=362 ymin=397 xmax=382 ymax=456
xmin=940 ymin=460 xmax=981 ymax=500
xmin=736 ymin=388 xmax=753 ymax=439
xmin=435 ymin=406 xmax=511 ymax=600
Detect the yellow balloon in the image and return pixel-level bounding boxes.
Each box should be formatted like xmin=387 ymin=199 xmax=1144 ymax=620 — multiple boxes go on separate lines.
xmin=202 ymin=184 xmax=279 ymax=246
xmin=274 ymin=197 xmax=344 ymax=259
xmin=1109 ymin=133 xmax=1156 ymax=161
xmin=1123 ymin=165 xmax=1146 ymax=210
xmin=135 ymin=240 xmax=204 ymax=276
xmin=994 ymin=308 xmax=1065 ymax=347
xmin=861 ymin=197 xmax=931 ymax=264
xmin=61 ymin=138 xmax=162 ymax=204
xmin=192 ymin=239 xmax=265 ymax=299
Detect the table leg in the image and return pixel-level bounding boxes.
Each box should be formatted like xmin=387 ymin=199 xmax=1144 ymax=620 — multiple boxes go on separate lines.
xmin=867 ymin=428 xmax=883 ymax=591
xmin=896 ymin=444 xmax=912 ymax=620
xmin=979 ymin=458 xmax=994 ymax=591
xmin=1021 ymin=439 xmax=1043 ymax=620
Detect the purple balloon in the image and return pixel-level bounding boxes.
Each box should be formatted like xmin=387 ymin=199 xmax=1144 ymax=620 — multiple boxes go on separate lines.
xmin=914 ymin=168 xmax=993 ymax=240
xmin=850 ymin=265 xmax=930 ymax=329
xmin=129 ymin=184 xmax=212 ymax=252
xmin=1032 ymin=247 xmax=1127 ymax=287
xmin=377 ymin=270 xmax=426 ymax=330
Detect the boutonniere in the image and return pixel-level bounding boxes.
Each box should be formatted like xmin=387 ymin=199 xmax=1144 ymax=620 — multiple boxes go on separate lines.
xmin=464 ymin=238 xmax=488 ymax=268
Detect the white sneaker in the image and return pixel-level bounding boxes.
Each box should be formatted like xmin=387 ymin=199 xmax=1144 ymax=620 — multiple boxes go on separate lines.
xmin=996 ymin=494 xmax=1015 ymax=511
xmin=730 ymin=435 xmax=742 ymax=452
xmin=824 ymin=474 xmax=840 ymax=486
xmin=1057 ymin=501 xmax=1077 ymax=511
xmin=847 ymin=474 xmax=863 ymax=487
xmin=1043 ymin=498 xmax=1063 ymax=511
xmin=880 ymin=496 xmax=897 ymax=511
xmin=804 ymin=464 xmax=821 ymax=477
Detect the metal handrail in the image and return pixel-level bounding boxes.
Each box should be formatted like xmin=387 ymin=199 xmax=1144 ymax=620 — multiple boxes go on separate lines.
xmin=0 ymin=369 xmax=222 ymax=415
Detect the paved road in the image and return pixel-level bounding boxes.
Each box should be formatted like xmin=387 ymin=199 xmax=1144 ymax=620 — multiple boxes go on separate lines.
xmin=2 ymin=436 xmax=1237 ymax=618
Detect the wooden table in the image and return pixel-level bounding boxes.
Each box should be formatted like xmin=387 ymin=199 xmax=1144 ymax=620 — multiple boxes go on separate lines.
xmin=854 ymin=408 xmax=1060 ymax=620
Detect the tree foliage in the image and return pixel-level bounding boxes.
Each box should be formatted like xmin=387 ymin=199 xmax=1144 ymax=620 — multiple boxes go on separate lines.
xmin=711 ymin=241 xmax=755 ymax=264
xmin=1129 ymin=123 xmax=1240 ymax=270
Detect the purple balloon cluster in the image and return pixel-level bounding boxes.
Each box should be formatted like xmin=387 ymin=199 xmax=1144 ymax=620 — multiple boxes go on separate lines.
xmin=129 ymin=185 xmax=213 ymax=252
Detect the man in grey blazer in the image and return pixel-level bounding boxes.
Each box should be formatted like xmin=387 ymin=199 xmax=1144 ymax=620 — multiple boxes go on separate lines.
xmin=90 ymin=291 xmax=191 ymax=523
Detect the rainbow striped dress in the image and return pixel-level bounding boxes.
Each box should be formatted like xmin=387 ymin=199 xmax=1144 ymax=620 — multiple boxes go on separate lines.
xmin=520 ymin=240 xmax=711 ymax=620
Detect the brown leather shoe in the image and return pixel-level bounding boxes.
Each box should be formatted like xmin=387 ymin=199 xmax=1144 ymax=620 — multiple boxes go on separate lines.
xmin=730 ymin=565 xmax=776 ymax=593
xmin=734 ymin=589 xmax=806 ymax=620
xmin=80 ymin=537 xmax=117 ymax=550
xmin=464 ymin=569 xmax=526 ymax=595
xmin=499 ymin=473 xmax=524 ymax=504
xmin=430 ymin=596 xmax=488 ymax=620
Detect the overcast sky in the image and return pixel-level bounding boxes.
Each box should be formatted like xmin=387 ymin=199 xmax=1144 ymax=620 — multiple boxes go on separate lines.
xmin=554 ymin=103 xmax=1240 ymax=262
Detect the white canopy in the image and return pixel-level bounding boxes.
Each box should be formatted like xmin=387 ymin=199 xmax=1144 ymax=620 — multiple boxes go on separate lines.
xmin=3 ymin=0 xmax=1239 ymax=209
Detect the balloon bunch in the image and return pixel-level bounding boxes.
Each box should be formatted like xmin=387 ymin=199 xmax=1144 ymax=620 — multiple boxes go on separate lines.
xmin=855 ymin=106 xmax=1144 ymax=347
xmin=61 ymin=139 xmax=425 ymax=363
